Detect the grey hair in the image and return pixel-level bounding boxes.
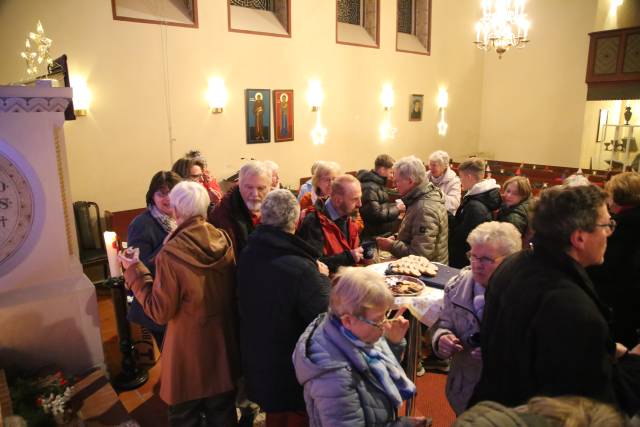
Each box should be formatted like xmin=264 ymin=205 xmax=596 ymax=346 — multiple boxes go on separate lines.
xmin=330 ymin=268 xmax=394 ymax=317
xmin=393 ymin=155 xmax=427 ymax=185
xmin=263 ymin=160 xmax=279 ymax=174
xmin=467 ymin=221 xmax=522 ymax=257
xmin=239 ymin=160 xmax=271 ymax=183
xmin=428 ymin=150 xmax=450 ymax=167
xmin=563 ymin=174 xmax=591 ymax=187
xmin=170 ymin=181 xmax=209 ymax=220
xmin=312 ymin=161 xmax=341 ymax=189
xmin=261 ymin=189 xmax=300 ymax=231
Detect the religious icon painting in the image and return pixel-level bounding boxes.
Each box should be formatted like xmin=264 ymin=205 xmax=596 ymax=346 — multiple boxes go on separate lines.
xmin=245 ymin=89 xmax=271 ymax=144
xmin=273 ymin=89 xmax=294 ymax=142
xmin=409 ymin=94 xmax=424 ymax=121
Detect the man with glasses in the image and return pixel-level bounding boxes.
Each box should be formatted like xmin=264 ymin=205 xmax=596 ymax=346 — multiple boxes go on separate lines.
xmin=470 ymin=185 xmax=639 ymax=410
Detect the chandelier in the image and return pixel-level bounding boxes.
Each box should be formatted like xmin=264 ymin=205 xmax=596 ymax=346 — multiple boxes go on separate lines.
xmin=474 ymin=0 xmax=530 ymax=58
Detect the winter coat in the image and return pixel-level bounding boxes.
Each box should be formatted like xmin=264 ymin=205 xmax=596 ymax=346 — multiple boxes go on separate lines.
xmin=588 ymin=205 xmax=640 ymax=349
xmin=126 ymin=209 xmax=167 ymax=336
xmin=449 ymin=180 xmax=502 ymax=268
xmin=431 ymin=268 xmax=482 ymax=414
xmin=209 ymin=186 xmax=256 ymax=259
xmin=496 ymin=199 xmax=531 ymax=237
xmin=293 ymin=313 xmax=417 ymax=427
xmin=237 ymin=225 xmax=330 ymax=412
xmin=357 ymin=169 xmax=400 ymax=238
xmin=296 ymin=204 xmax=360 ymax=273
xmin=426 ymin=168 xmax=461 ymax=215
xmin=390 ymin=181 xmax=449 ymax=264
xmin=124 ymin=216 xmax=241 ymax=406
xmin=470 ymin=239 xmax=618 ymax=408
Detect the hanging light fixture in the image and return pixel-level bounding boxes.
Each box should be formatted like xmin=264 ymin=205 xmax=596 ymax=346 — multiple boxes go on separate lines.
xmin=474 ymin=0 xmax=531 ymax=58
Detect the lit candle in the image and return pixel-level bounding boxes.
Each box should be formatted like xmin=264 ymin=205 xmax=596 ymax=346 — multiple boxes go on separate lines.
xmin=103 ymin=231 xmax=122 ymax=277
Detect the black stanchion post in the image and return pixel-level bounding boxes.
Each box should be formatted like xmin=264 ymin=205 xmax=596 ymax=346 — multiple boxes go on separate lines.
xmin=107 ymin=276 xmax=149 ymax=390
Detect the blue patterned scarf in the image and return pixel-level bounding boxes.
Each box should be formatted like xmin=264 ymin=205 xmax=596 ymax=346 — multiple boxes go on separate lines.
xmin=333 ymin=316 xmax=416 ymax=407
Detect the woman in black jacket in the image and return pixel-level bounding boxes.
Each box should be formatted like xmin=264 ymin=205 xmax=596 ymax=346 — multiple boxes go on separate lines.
xmin=126 ymin=170 xmax=181 ymax=347
xmin=237 ymin=189 xmax=331 ymax=425
xmin=496 ymin=176 xmax=532 ymax=237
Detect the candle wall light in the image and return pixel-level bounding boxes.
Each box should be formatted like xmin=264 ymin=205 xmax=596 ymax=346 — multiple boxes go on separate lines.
xmin=307 ymin=80 xmax=327 ymax=144
xmin=206 ymin=77 xmax=228 ymax=113
xmin=70 ymin=75 xmax=91 ymax=116
xmin=379 ymin=84 xmax=397 ymax=141
xmin=436 ymin=87 xmax=448 ymax=136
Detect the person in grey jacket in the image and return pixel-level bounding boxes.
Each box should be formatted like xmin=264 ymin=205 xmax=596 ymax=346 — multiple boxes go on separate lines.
xmin=431 ymin=221 xmax=521 ymax=414
xmin=377 ymin=155 xmax=448 ymax=263
xmin=293 ymin=268 xmax=429 ymax=427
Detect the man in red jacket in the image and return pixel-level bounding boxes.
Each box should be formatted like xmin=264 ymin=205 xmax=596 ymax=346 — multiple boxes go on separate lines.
xmin=297 ymin=174 xmax=365 ymax=273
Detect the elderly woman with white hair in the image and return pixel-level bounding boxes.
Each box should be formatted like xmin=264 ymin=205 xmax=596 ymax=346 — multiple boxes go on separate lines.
xmin=293 ymin=268 xmax=429 ymax=427
xmin=431 ymin=221 xmax=522 ymax=414
xmin=119 ymin=181 xmax=240 ymax=427
xmin=377 ymin=155 xmax=449 ymax=263
xmin=237 ymin=190 xmax=330 ymax=426
xmin=263 ymin=159 xmax=282 ymax=190
xmin=427 ymin=150 xmax=461 ymax=216
xmin=299 ymin=160 xmax=341 ymax=211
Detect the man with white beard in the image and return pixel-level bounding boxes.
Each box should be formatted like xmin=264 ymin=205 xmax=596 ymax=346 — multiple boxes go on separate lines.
xmin=211 ymin=160 xmax=271 ymax=259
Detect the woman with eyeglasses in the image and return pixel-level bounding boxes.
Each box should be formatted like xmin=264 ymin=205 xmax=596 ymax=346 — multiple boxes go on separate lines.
xmin=126 ymin=170 xmax=182 ymax=347
xmin=172 ymin=154 xmax=223 ymax=213
xmin=589 ymin=171 xmax=640 ymax=349
xmin=293 ymin=267 xmax=429 ymax=427
xmin=431 ymin=221 xmax=522 ymax=414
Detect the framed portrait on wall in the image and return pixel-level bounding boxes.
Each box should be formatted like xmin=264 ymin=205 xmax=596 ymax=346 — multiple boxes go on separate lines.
xmin=409 ymin=94 xmax=424 ymax=121
xmin=245 ymin=89 xmax=271 ymax=144
xmin=273 ymin=89 xmax=294 ymax=142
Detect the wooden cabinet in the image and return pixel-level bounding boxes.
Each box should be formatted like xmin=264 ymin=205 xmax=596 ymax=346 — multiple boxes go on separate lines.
xmin=586 ymin=26 xmax=640 ymax=84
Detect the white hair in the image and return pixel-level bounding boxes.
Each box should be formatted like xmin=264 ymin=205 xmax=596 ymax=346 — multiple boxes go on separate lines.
xmin=428 ymin=150 xmax=450 ymax=167
xmin=170 ymin=181 xmax=209 ymax=220
xmin=239 ymin=160 xmax=271 ymax=183
xmin=261 ymin=189 xmax=300 ymax=232
xmin=263 ymin=160 xmax=279 ymax=174
xmin=467 ymin=221 xmax=522 ymax=257
xmin=563 ymin=174 xmax=591 ymax=187
xmin=393 ymin=155 xmax=427 ymax=185
xmin=330 ymin=268 xmax=393 ymax=317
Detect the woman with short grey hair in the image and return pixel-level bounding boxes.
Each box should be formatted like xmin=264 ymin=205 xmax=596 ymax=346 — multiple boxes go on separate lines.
xmin=293 ymin=267 xmax=428 ymax=427
xmin=237 ymin=190 xmax=331 ymax=424
xmin=260 ymin=189 xmax=300 ymax=232
xmin=427 ymin=150 xmax=461 ymax=216
xmin=119 ymin=180 xmax=240 ymax=427
xmin=300 ymin=160 xmax=341 ymax=210
xmin=431 ymin=221 xmax=521 ymax=414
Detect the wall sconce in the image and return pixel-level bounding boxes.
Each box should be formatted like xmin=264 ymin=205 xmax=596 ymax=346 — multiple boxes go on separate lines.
xmin=307 ymin=80 xmax=327 ymax=144
xmin=379 ymin=84 xmax=397 ymax=140
xmin=610 ymin=0 xmax=623 ymax=14
xmin=206 ymin=77 xmax=228 ymax=113
xmin=380 ymin=84 xmax=394 ymax=111
xmin=436 ymin=87 xmax=448 ymax=136
xmin=70 ymin=75 xmax=91 ymax=116
xmin=307 ymin=79 xmax=324 ymax=112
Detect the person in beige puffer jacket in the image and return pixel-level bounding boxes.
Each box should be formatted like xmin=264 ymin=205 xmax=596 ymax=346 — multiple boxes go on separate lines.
xmin=377 ymin=155 xmax=449 ymax=264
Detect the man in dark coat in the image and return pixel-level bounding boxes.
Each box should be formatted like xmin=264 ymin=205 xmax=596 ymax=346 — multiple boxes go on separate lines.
xmin=357 ymin=154 xmax=404 ymax=238
xmin=210 ymin=160 xmax=271 ymax=258
xmin=297 ymin=174 xmax=364 ymax=273
xmin=471 ymin=185 xmax=636 ymax=409
xmin=238 ymin=190 xmax=330 ymax=425
xmin=449 ymin=158 xmax=501 ymax=268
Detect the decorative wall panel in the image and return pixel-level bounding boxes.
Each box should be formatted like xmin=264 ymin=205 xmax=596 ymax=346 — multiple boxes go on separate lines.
xmin=338 ymin=0 xmax=361 ymax=25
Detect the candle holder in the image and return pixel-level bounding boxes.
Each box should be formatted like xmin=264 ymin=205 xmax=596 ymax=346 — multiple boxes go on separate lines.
xmin=107 ymin=276 xmax=148 ymax=390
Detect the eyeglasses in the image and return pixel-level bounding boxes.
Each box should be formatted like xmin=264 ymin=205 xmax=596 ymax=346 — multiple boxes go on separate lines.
xmin=595 ymin=219 xmax=616 ymax=233
xmin=356 ymin=314 xmax=390 ymax=330
xmin=154 ymin=190 xmax=170 ymax=198
xmin=466 ymin=251 xmax=504 ymax=266
xmin=189 ymin=173 xmax=204 ymax=182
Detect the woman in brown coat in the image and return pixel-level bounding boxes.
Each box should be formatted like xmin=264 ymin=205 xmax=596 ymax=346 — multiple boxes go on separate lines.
xmin=120 ymin=180 xmax=240 ymax=427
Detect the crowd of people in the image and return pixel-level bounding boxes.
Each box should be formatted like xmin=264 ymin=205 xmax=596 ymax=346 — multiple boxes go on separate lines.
xmin=115 ymin=149 xmax=640 ymax=427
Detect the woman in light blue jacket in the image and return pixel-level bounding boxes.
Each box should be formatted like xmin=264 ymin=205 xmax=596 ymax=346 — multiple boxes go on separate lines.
xmin=293 ymin=268 xmax=429 ymax=427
